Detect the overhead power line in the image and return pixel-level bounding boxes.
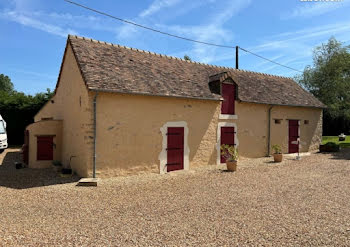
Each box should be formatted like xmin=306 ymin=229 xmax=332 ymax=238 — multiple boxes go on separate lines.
xmin=239 ymin=47 xmax=303 ymax=73
xmin=64 ymin=0 xmax=235 ymax=48
xmin=64 ymin=0 xmax=303 ymax=73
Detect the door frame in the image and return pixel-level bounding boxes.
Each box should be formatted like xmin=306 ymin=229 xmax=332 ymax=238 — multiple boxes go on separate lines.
xmin=159 ymin=121 xmax=190 ymax=174
xmin=216 ymin=122 xmax=239 ymax=165
xmin=288 ymin=119 xmax=300 ymax=154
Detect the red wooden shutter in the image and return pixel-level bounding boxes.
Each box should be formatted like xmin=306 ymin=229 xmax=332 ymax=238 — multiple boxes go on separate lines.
xmin=220 ymin=127 xmax=235 ymax=163
xmin=37 ymin=136 xmax=54 ymax=161
xmin=288 ymin=120 xmax=299 ymax=154
xmin=221 ymin=83 xmax=235 ymax=114
xmin=167 ymin=127 xmax=184 ymax=172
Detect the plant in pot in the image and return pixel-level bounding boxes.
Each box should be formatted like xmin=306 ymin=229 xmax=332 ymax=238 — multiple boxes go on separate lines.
xmin=221 ymin=144 xmax=239 ymax=171
xmin=52 ymin=160 xmax=63 ymax=172
xmin=272 ymin=144 xmax=283 ymax=162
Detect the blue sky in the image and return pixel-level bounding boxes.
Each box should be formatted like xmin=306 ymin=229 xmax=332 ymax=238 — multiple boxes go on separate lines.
xmin=1 ymin=0 xmax=350 ymax=95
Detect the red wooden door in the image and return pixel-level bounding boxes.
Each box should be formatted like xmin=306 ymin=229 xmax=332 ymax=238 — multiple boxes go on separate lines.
xmin=220 ymin=127 xmax=235 ymax=163
xmin=167 ymin=127 xmax=184 ymax=172
xmin=288 ymin=120 xmax=299 ymax=153
xmin=37 ymin=136 xmax=54 ymax=160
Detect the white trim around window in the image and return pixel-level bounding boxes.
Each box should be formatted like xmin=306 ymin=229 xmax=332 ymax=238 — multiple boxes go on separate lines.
xmin=158 ymin=121 xmax=190 ymax=174
xmin=216 ymin=122 xmax=239 ymax=165
xmin=219 ymin=114 xmax=238 ymax=120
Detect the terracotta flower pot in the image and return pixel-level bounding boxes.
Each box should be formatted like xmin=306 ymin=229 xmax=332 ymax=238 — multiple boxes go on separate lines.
xmin=226 ymin=161 xmax=237 ymax=171
xmin=273 ymin=153 xmax=283 ymax=162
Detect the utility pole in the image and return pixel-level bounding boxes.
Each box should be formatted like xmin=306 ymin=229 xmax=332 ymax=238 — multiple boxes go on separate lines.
xmin=236 ymin=46 xmax=239 ymax=69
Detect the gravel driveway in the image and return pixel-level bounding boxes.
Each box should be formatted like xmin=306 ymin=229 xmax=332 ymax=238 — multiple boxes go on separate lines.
xmin=1 ymin=148 xmax=350 ymax=246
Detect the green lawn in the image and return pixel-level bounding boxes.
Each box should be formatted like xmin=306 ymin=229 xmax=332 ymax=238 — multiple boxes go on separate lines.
xmin=322 ymin=136 xmax=350 ymax=148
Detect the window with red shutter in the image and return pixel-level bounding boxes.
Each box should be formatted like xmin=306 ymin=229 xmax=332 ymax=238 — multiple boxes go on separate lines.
xmin=221 ymin=83 xmax=235 ymax=115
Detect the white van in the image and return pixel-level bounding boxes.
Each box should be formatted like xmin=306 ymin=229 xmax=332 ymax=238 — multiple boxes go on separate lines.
xmin=0 ymin=114 xmax=8 ymax=153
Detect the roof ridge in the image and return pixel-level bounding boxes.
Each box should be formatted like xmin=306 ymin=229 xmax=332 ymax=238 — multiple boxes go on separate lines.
xmin=68 ymin=34 xmax=294 ymax=80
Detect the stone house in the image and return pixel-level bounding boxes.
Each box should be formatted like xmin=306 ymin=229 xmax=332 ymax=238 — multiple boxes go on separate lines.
xmin=25 ymin=35 xmax=325 ymax=177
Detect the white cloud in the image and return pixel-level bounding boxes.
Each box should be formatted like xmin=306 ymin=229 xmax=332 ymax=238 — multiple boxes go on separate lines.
xmin=252 ymin=54 xmax=285 ymax=70
xmin=256 ymin=55 xmax=309 ymax=74
xmin=240 ymin=20 xmax=350 ymax=75
xmin=140 ymin=0 xmax=182 ymax=18
xmin=283 ymin=1 xmax=349 ymax=19
xmin=117 ymin=24 xmax=139 ymax=40
xmin=154 ymin=0 xmax=252 ymax=63
xmin=213 ymin=0 xmax=251 ymax=25
xmin=249 ymin=21 xmax=350 ymax=54
xmin=10 ymin=0 xmax=42 ymax=12
xmin=116 ymin=0 xmax=216 ymax=40
xmin=0 ymin=10 xmax=78 ymax=37
xmin=159 ymin=23 xmax=233 ymax=63
xmin=0 ymin=7 xmax=124 ymax=38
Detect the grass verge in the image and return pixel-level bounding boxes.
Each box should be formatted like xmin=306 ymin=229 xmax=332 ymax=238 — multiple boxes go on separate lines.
xmin=322 ymin=136 xmax=350 ymax=148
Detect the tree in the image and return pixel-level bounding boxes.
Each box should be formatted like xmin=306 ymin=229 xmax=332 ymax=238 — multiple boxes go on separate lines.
xmin=0 ymin=73 xmax=14 ymax=92
xmin=0 ymin=72 xmax=54 ymax=145
xmin=297 ymin=37 xmax=350 ymax=135
xmin=184 ymin=55 xmax=192 ymax=61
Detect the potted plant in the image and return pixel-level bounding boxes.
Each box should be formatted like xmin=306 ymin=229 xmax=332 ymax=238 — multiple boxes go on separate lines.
xmin=221 ymin=144 xmax=239 ymax=171
xmin=52 ymin=160 xmax=63 ymax=172
xmin=272 ymin=144 xmax=283 ymax=162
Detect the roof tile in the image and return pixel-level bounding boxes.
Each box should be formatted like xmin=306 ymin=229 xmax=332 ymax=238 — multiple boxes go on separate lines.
xmin=68 ymin=35 xmax=325 ymax=108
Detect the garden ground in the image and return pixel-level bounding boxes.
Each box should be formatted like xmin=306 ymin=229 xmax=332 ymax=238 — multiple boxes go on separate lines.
xmin=322 ymin=136 xmax=350 ymax=148
xmin=0 ymin=148 xmax=350 ymax=246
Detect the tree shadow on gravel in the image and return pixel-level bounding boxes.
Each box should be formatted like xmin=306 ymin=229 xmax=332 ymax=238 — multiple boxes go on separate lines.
xmin=0 ymin=150 xmax=80 ymax=189
xmin=330 ymin=148 xmax=350 ymax=160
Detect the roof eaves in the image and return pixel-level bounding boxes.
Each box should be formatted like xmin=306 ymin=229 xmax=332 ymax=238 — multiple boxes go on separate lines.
xmin=88 ymin=88 xmax=223 ymax=101
xmin=239 ymin=99 xmax=326 ymax=109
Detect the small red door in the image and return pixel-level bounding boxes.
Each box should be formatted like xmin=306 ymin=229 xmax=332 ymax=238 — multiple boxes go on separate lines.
xmin=167 ymin=127 xmax=184 ymax=172
xmin=37 ymin=136 xmax=54 ymax=160
xmin=288 ymin=120 xmax=299 ymax=153
xmin=220 ymin=127 xmax=235 ymax=163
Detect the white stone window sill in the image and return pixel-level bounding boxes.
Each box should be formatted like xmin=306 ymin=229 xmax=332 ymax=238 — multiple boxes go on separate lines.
xmin=219 ymin=114 xmax=238 ymax=120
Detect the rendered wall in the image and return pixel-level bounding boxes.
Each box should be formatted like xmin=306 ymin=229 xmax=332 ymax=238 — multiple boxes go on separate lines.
xmin=224 ymin=102 xmax=323 ymax=158
xmin=220 ymin=102 xmax=270 ymax=158
xmin=270 ymin=105 xmax=323 ymax=154
xmin=30 ymin=43 xmax=93 ymax=176
xmin=89 ymin=92 xmax=323 ymax=176
xmin=26 ymin=120 xmax=62 ymax=168
xmin=91 ymin=92 xmax=220 ymax=177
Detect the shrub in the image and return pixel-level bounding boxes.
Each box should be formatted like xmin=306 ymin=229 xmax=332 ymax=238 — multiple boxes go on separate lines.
xmin=320 ymin=142 xmax=340 ymax=152
xmin=325 ymin=142 xmax=339 ymax=148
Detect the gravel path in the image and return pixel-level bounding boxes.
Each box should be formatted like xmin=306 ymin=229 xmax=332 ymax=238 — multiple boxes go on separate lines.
xmin=1 ymin=148 xmax=350 ymax=246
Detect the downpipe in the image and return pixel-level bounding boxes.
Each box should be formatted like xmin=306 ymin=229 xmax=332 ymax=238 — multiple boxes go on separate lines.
xmin=267 ymin=105 xmax=273 ymax=156
xmin=93 ymin=92 xmax=98 ymax=178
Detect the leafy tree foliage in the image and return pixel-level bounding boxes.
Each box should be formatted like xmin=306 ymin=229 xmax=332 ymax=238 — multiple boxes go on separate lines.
xmin=0 ymin=74 xmax=14 ymax=92
xmin=298 ymin=37 xmax=350 ymax=135
xmin=0 ymin=76 xmax=54 ymax=145
xmin=184 ymin=55 xmax=192 ymax=61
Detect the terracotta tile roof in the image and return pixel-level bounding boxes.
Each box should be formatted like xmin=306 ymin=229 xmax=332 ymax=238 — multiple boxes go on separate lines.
xmin=68 ymin=35 xmax=325 ymax=108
